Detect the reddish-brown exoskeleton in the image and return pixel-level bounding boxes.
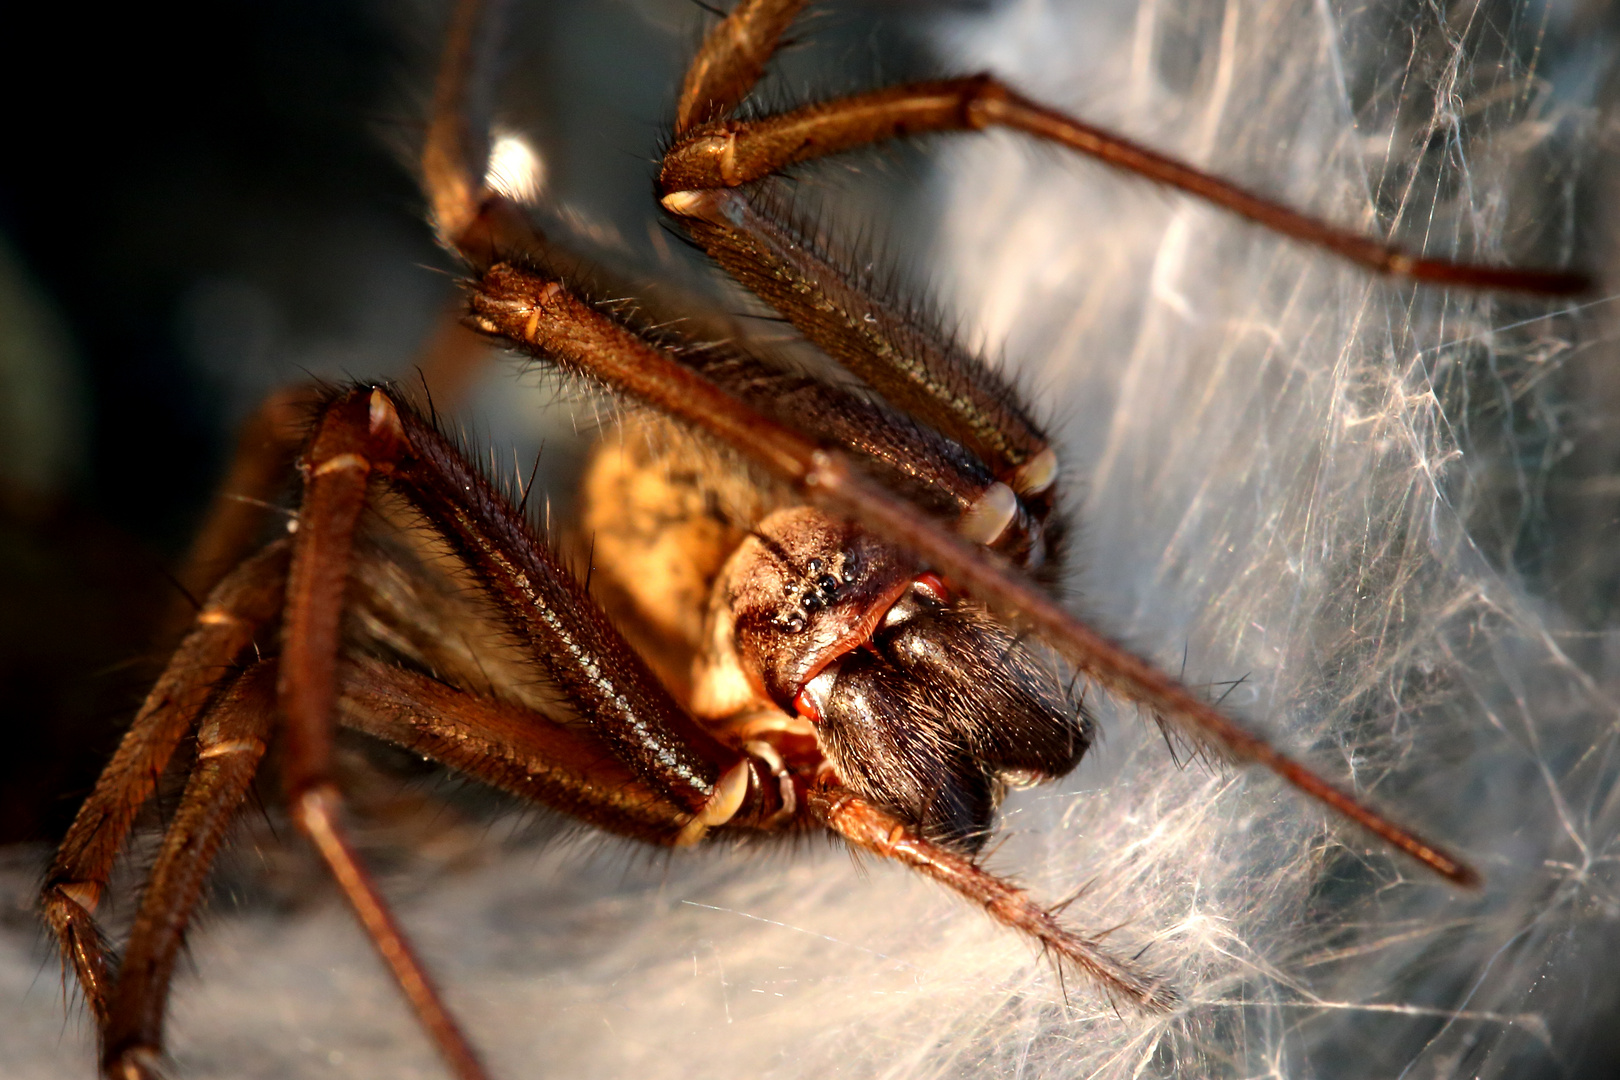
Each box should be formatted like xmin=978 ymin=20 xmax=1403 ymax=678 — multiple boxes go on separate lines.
xmin=40 ymin=2 xmax=1585 ymax=1078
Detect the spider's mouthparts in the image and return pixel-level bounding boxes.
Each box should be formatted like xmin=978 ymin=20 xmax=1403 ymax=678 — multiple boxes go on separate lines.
xmin=793 ymin=666 xmax=839 ymax=724
xmin=793 ymin=585 xmax=1091 ymax=852
xmin=796 ymin=573 xmax=950 ymax=723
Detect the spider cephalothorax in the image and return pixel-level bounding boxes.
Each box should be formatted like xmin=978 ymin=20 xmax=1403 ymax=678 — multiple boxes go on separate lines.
xmin=704 ymin=505 xmax=1086 ymax=850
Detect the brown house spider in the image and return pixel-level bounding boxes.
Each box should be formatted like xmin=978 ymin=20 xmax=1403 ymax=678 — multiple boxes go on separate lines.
xmin=34 ymin=1 xmax=1596 ymax=1078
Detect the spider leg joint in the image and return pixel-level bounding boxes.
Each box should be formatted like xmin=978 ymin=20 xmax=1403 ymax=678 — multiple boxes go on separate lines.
xmin=50 ymin=880 xmax=102 ymax=917
xmin=660 ymin=188 xmax=737 ymax=226
xmin=367 ymin=387 xmax=406 ymax=442
xmin=959 ymin=482 xmax=1018 ymax=545
xmin=960 ymin=72 xmax=1009 ymax=129
xmin=676 ymin=759 xmax=751 ymax=845
xmin=1012 ymin=447 xmax=1058 ymax=496
xmin=312 ymin=452 xmax=370 ymax=478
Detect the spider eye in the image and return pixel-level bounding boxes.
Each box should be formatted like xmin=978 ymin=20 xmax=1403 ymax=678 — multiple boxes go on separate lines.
xmin=779 ymin=611 xmax=806 ymax=634
xmin=840 ymin=551 xmax=859 ymax=582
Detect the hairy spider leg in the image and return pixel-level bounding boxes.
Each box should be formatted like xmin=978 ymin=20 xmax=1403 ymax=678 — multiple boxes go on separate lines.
xmin=422 ymin=0 xmax=506 ymax=254
xmin=44 ymin=382 xmax=770 ymax=1078
xmin=97 ymin=664 xmax=278 ymax=1080
xmin=336 ymin=657 xmax=693 ymax=843
xmin=173 ymin=390 xmax=316 ymax=610
xmin=173 ymin=312 xmax=494 ymax=630
xmin=272 ymin=388 xmax=784 ymax=1078
xmin=674 ymin=0 xmax=810 ymax=135
xmin=275 ymin=390 xmax=489 ymax=1080
xmin=811 ymin=787 xmax=1179 ymax=1011
xmin=375 ymin=394 xmax=746 ymax=812
xmin=662 ymin=0 xmax=1585 ymax=298
xmin=41 ymin=542 xmax=291 ymax=1028
xmin=659 ymin=182 xmax=1057 ymax=494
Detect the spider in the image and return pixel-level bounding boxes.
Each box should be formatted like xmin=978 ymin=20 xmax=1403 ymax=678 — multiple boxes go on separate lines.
xmin=36 ymin=1 xmax=1589 ymax=1078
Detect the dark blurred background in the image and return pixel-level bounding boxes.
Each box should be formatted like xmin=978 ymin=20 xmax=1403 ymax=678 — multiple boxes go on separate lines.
xmin=0 ymin=0 xmax=450 ymax=845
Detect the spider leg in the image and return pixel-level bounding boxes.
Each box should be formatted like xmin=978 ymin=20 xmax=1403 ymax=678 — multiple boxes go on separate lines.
xmin=629 ymin=340 xmax=1047 ymax=565
xmin=674 ymin=0 xmax=808 ymax=135
xmin=98 ymin=664 xmax=277 ymax=1080
xmin=662 ymin=183 xmax=1056 ymax=492
xmin=809 ymin=784 xmax=1179 ymax=1012
xmin=374 ymin=392 xmax=748 ymax=816
xmin=467 ymin=261 xmax=1479 ymax=885
xmin=335 ymin=657 xmax=704 ymax=845
xmin=421 ymin=0 xmax=543 ymax=269
xmin=270 ymin=386 xmax=786 ymax=1077
xmin=276 ymin=390 xmax=488 ymax=1080
xmin=41 ymin=541 xmax=290 ymax=1026
xmin=422 ymin=0 xmax=507 ymax=255
xmin=667 ymin=6 xmax=1057 ymax=490
xmin=662 ymin=37 xmax=1584 ymax=296
xmin=175 ymin=389 xmax=315 ymax=606
xmin=172 ymin=318 xmax=490 ymax=617
xmin=657 ymin=3 xmax=1578 ymax=505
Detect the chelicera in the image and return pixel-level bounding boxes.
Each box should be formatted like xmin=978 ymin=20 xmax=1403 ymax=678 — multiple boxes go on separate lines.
xmin=40 ymin=1 xmax=1583 ymax=1078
